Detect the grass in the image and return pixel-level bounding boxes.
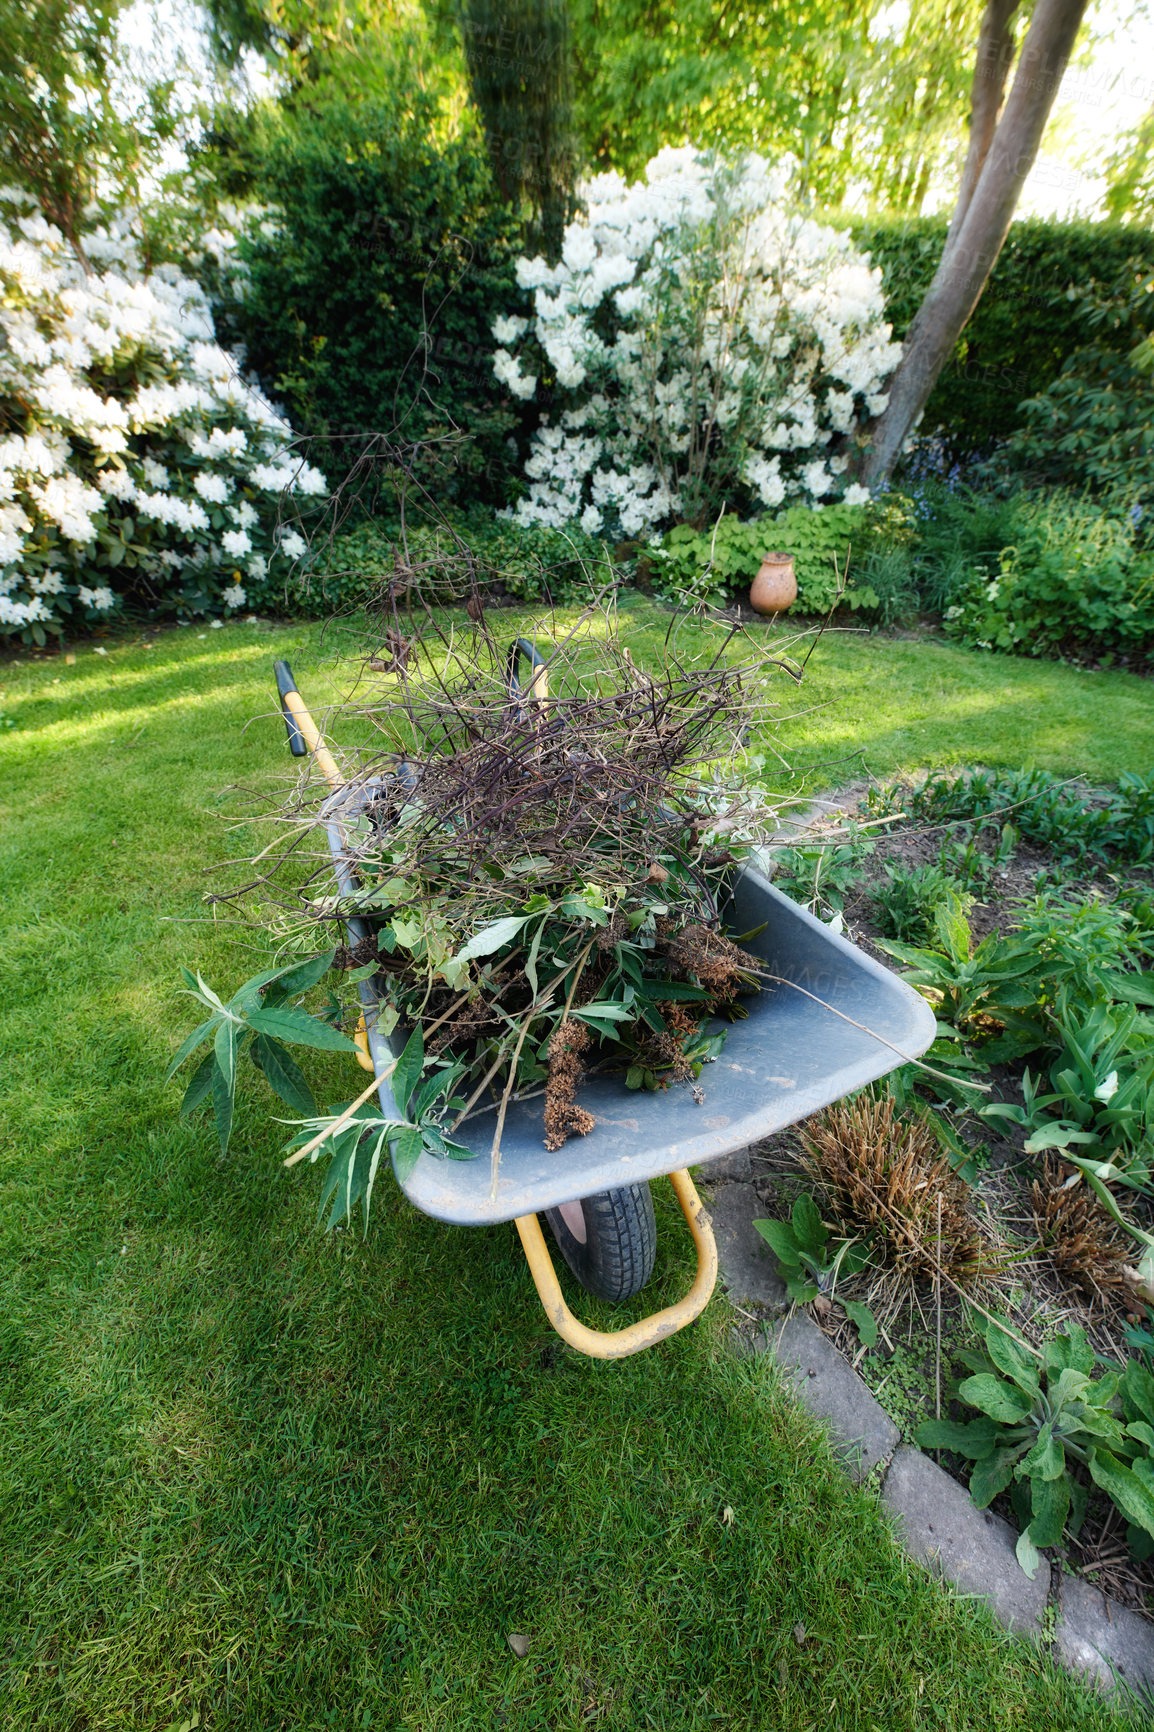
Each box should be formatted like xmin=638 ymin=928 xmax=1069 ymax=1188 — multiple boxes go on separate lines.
xmin=0 ymin=612 xmax=1149 ymax=1731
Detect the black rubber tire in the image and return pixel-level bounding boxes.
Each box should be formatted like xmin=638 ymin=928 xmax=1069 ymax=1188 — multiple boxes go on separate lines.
xmin=544 ymin=1183 xmax=657 ymax=1302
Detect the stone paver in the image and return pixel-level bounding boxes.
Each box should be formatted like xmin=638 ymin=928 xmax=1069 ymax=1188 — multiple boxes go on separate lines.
xmin=770 ymin=1313 xmax=899 ymax=1481
xmin=707 ymin=1181 xmax=787 ymax=1311
xmin=881 ymin=1447 xmax=1048 ymax=1638
xmin=1055 ymin=1574 xmax=1154 ymax=1699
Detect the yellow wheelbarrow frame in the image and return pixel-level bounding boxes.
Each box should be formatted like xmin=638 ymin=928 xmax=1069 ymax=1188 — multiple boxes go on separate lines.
xmin=276 ymin=666 xmax=719 ymax=1362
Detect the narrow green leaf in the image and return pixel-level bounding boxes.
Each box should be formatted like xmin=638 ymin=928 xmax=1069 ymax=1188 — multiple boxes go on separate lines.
xmin=212 ymin=1058 xmax=234 ymax=1155
xmin=254 ymin=1035 xmax=316 ymax=1116
xmin=383 ymin=1026 xmax=422 ymax=1118
xmin=454 ymin=916 xmax=528 ymax=964
xmin=164 ymin=1015 xmax=219 ymax=1085
xmin=214 ymin=1019 xmax=237 ymax=1095
xmin=179 ymin=1051 xmax=216 ymax=1118
xmin=244 ymin=1006 xmax=358 ymax=1052
xmin=391 ymin=1124 xmax=425 ymax=1182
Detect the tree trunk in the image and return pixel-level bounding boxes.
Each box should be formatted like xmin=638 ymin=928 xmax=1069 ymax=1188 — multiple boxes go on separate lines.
xmin=943 ymin=0 xmax=1020 ymax=254
xmin=862 ymin=0 xmax=1090 ymax=486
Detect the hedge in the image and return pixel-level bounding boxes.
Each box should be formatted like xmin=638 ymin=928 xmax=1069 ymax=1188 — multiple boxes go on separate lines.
xmin=848 ymin=215 xmax=1154 ymax=456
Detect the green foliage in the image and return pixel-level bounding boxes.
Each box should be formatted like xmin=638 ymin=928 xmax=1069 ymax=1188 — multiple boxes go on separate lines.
xmin=165 ymin=951 xmax=352 ymax=1155
xmin=904 ymin=481 xmax=1024 ymax=615
xmin=652 ymin=497 xmax=915 ymax=614
xmin=916 ymin=1321 xmax=1136 ymax=1579
xmin=303 ymin=509 xmax=613 ymax=613
xmin=570 ymin=0 xmax=985 ymax=212
xmin=752 ymin=1194 xmax=868 ymax=1304
xmin=872 ymin=766 xmax=1154 ymax=868
xmin=872 ymin=861 xmax=970 ymax=945
xmin=851 ymin=215 xmax=1154 ymax=457
xmin=214 ymin=98 xmax=523 ymax=506
xmin=773 ymin=832 xmax=875 ymax=921
xmin=1013 ymin=262 xmax=1154 ymax=505
xmin=942 ymin=491 xmax=1154 ymax=663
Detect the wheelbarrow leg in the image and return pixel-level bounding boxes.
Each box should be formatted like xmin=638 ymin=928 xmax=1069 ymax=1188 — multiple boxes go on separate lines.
xmin=514 ymin=1169 xmax=718 ymax=1361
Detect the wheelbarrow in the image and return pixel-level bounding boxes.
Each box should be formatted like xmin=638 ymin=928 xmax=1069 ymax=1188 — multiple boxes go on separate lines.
xmin=273 ymin=653 xmax=936 ymax=1360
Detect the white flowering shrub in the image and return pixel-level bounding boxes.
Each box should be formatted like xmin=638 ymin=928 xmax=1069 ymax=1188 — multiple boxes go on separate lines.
xmin=492 ymin=148 xmax=902 ymax=541
xmin=0 ymin=195 xmax=325 ymax=643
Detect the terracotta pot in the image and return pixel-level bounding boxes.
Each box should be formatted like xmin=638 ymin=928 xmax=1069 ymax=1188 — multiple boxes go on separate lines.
xmin=749 ymin=551 xmax=797 ymax=615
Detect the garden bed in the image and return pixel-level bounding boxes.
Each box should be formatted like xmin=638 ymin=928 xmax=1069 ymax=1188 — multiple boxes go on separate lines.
xmin=752 ymin=765 xmax=1154 ymax=1617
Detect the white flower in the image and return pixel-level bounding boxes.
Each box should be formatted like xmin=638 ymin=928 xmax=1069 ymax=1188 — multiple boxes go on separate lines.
xmin=491 ymin=314 xmax=529 ymax=344
xmin=77 ymin=584 xmax=115 ymax=610
xmin=221 ymin=528 xmax=251 ymax=557
xmin=141 ymin=457 xmax=170 ymax=489
xmin=1094 ymin=1071 xmax=1119 ymax=1103
xmin=278 ymin=529 xmax=307 ymax=560
xmin=488 ymin=148 xmax=901 ymax=537
xmin=210 ymin=617 xmax=224 ymax=628
xmin=842 ymin=483 xmax=871 ymax=507
xmin=580 ymin=505 xmax=603 ymax=534
xmin=222 ymin=583 xmax=247 ymax=608
xmin=492 ymin=348 xmax=538 ymax=401
xmin=194 ymin=471 xmax=231 ymax=505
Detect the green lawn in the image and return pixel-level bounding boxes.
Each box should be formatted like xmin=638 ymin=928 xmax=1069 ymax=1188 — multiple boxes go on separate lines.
xmin=0 ymin=615 xmax=1149 ymax=1731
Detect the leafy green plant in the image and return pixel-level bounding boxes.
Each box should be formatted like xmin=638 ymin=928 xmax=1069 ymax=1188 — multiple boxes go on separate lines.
xmin=942 ymin=490 xmax=1154 ymax=663
xmin=854 ymin=544 xmax=919 ymax=629
xmin=773 ymin=832 xmax=874 ymax=920
xmin=165 ymin=951 xmax=356 ymax=1155
xmin=303 ymin=510 xmax=612 ymax=615
xmin=651 ymin=500 xmax=913 ymax=614
xmin=872 ymin=860 xmax=968 ymax=944
xmin=879 ymin=890 xmax=1041 ymax=1035
xmin=1013 ymin=261 xmax=1154 ymax=505
xmin=214 ymin=97 xmax=523 ymax=506
xmin=869 ymin=766 xmax=1154 ymax=868
xmin=284 ymin=1027 xmax=473 ymax=1231
xmin=917 ymin=1322 xmax=1138 ymax=1578
xmin=167 ymin=960 xmax=474 ymax=1230
xmin=753 ymin=1194 xmax=868 ymax=1302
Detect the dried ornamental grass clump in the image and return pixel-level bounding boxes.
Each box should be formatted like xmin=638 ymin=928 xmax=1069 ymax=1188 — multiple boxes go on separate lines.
xmin=1030 ymin=1155 xmax=1131 ymax=1304
xmin=799 ymin=1094 xmax=985 ymax=1285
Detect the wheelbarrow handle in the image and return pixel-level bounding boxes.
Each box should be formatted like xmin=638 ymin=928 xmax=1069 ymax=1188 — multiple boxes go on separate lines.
xmin=273 ymin=659 xmax=307 ymax=756
xmin=272 ymin=660 xmax=344 ymax=790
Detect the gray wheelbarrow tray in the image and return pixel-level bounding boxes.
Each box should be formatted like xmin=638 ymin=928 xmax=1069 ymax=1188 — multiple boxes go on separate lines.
xmin=334 ymin=834 xmax=938 ymax=1225
xmin=275 ymin=657 xmax=935 ymax=1358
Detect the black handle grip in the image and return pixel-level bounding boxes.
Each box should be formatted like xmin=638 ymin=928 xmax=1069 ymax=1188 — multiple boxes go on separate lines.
xmin=507 ymin=636 xmax=548 ymax=695
xmin=273 ymin=659 xmax=307 ymax=756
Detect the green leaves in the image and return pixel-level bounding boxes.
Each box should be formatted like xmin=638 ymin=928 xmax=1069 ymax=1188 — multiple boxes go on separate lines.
xmin=245 ymin=1006 xmax=358 ymax=1052
xmin=453 ymin=915 xmax=529 ymax=964
xmin=753 ymin=1196 xmax=868 ymax=1305
xmin=164 ymin=954 xmax=342 ymax=1154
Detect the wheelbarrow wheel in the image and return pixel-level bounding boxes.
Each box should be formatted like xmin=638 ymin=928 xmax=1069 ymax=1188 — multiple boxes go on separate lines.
xmin=544 ymin=1183 xmax=657 ymax=1303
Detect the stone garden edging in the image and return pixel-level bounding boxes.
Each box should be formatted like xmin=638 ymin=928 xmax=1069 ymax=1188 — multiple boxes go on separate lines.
xmin=703 ymin=1166 xmax=1154 ymax=1705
